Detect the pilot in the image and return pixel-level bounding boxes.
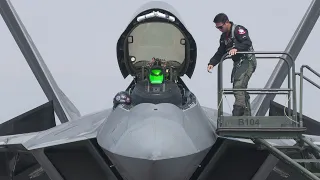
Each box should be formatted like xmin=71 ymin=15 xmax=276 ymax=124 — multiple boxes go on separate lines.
xmin=207 ymin=13 xmax=257 ymax=116
xmin=113 ymin=91 xmax=132 ymax=110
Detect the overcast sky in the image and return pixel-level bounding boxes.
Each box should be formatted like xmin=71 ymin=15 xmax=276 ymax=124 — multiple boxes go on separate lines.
xmin=0 ymin=0 xmax=318 ymax=124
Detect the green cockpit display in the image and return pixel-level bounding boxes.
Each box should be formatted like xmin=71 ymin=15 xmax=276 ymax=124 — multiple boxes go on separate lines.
xmin=149 ymin=69 xmax=164 ymax=84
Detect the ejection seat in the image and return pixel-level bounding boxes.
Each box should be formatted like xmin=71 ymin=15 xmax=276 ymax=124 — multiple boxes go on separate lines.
xmin=130 ymin=58 xmax=183 ymax=106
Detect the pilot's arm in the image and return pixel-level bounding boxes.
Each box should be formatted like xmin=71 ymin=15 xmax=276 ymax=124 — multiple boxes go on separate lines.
xmin=233 ymin=25 xmax=252 ymax=51
xmin=208 ymin=36 xmax=226 ymax=67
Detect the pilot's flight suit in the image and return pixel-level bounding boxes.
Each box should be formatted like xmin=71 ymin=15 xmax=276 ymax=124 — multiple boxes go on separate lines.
xmin=208 ymin=22 xmax=257 ymax=116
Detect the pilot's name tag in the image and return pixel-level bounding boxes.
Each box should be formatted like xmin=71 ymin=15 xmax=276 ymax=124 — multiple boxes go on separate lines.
xmin=238 ymin=118 xmax=260 ymax=126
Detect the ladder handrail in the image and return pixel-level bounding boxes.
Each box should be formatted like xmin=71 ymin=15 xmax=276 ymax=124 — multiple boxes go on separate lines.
xmin=295 ymin=73 xmax=320 ymax=89
xmin=217 ymin=51 xmax=297 ymax=123
xmin=296 ymin=65 xmax=320 ymax=127
xmin=254 ymin=138 xmax=320 ymax=180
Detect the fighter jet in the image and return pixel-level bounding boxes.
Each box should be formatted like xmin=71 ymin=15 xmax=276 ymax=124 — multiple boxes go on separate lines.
xmin=0 ymin=0 xmax=320 ymax=180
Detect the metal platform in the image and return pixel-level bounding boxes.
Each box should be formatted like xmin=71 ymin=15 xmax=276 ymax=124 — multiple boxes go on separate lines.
xmin=216 ymin=116 xmax=306 ymax=139
xmin=214 ymin=51 xmax=320 ymax=180
xmin=216 ymin=51 xmax=301 ymax=139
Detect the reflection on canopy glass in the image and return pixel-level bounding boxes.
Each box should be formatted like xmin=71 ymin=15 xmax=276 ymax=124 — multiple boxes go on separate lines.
xmin=128 ymin=22 xmax=185 ymax=67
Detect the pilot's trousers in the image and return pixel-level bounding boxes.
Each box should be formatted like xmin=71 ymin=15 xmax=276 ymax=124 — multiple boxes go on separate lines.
xmin=231 ymin=54 xmax=257 ymax=116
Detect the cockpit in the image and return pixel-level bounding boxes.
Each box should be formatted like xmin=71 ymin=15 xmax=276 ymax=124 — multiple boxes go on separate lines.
xmin=128 ymin=57 xmax=184 ymax=106
xmin=116 ymin=6 xmax=197 ymax=108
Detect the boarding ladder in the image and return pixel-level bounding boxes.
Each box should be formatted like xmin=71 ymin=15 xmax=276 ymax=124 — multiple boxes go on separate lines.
xmin=215 ymin=51 xmax=320 ymax=180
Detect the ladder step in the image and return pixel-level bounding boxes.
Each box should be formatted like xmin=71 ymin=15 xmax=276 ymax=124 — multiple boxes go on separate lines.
xmin=301 ymin=136 xmax=320 ymax=154
xmin=293 ymin=159 xmax=320 ymax=163
xmin=254 ymin=138 xmax=320 ymax=180
xmin=275 ymin=146 xmax=303 ymax=150
xmin=313 ymin=173 xmax=320 ymax=177
xmin=216 ymin=116 xmax=306 ymax=139
xmin=259 ymin=146 xmax=304 ymax=153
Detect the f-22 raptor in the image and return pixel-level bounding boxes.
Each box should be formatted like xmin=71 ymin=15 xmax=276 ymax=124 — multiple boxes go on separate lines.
xmin=1 ymin=0 xmax=320 ymax=180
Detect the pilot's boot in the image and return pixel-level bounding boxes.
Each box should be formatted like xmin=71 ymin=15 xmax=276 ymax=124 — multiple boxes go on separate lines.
xmin=243 ymin=105 xmax=251 ymax=116
xmin=232 ymin=105 xmax=245 ymax=116
xmin=243 ymin=92 xmax=251 ymax=116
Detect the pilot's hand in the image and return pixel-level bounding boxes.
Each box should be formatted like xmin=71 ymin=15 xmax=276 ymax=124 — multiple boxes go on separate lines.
xmin=207 ymin=65 xmax=214 ymax=73
xmin=228 ymin=48 xmax=238 ymax=56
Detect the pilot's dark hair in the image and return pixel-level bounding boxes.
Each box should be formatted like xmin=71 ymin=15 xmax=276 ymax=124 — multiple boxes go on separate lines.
xmin=213 ymin=13 xmax=229 ymax=23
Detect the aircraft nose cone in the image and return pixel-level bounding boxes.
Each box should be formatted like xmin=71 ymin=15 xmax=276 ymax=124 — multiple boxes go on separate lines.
xmin=110 ymin=116 xmax=198 ymax=159
xmin=97 ymin=103 xmax=214 ymax=180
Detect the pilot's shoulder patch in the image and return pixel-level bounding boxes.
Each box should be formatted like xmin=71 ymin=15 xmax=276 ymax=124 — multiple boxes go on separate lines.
xmin=238 ymin=27 xmax=246 ymax=35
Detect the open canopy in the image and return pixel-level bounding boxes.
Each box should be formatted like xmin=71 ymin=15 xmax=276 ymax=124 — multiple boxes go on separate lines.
xmin=128 ymin=22 xmax=185 ymax=69
xmin=116 ymin=1 xmax=197 ymax=79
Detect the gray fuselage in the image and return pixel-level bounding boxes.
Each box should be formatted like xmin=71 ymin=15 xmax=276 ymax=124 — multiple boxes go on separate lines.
xmin=97 ymin=100 xmax=217 ymax=180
